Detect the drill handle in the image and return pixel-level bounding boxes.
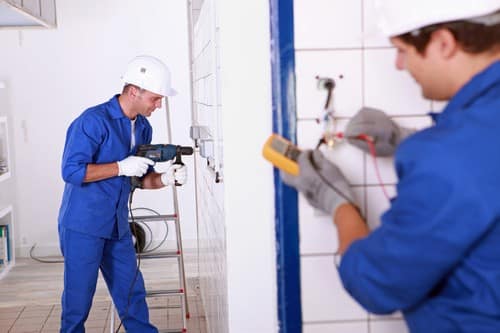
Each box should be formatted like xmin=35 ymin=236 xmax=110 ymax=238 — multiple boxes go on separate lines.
xmin=173 ymin=145 xmax=193 ymax=165
xmin=172 ymin=146 xmax=194 ymax=186
xmin=174 ymin=151 xmax=185 ymax=166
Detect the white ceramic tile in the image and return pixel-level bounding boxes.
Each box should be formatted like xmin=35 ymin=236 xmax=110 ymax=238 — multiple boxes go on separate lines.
xmin=206 ymin=74 xmax=215 ymax=106
xmin=370 ymin=319 xmax=409 ymax=333
xmin=395 ymin=115 xmax=433 ymax=131
xmin=299 ymin=196 xmax=338 ymax=254
xmin=363 ymin=49 xmax=432 ymax=116
xmin=299 ymin=188 xmax=364 ymax=254
xmin=304 ymin=321 xmax=368 ymax=333
xmin=295 ymin=50 xmax=363 ymax=119
xmin=362 ymin=0 xmax=392 ymax=48
xmin=294 ymin=0 xmax=363 ymax=49
xmin=301 ymin=256 xmax=368 ymax=321
xmin=364 ymin=153 xmax=396 ymax=185
xmin=364 ymin=116 xmax=432 ymax=185
xmin=297 ymin=120 xmax=365 ymax=186
xmin=365 ymin=185 xmax=395 ymax=231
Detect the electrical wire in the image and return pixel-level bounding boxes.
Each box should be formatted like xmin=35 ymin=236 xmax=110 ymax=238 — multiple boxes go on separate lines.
xmin=29 ymin=244 xmax=64 ymax=263
xmin=360 ymin=134 xmax=391 ymax=201
xmin=114 ymin=198 xmax=172 ymax=332
xmin=115 ymin=189 xmax=141 ymax=333
xmin=308 ymin=150 xmax=355 ymax=205
xmin=130 ymin=207 xmax=169 ymax=253
xmin=332 ymin=132 xmax=391 ymax=201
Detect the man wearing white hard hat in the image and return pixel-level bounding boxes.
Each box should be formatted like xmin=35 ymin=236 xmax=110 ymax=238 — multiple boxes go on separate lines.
xmin=58 ymin=55 xmax=186 ymax=332
xmin=283 ymin=2 xmax=500 ymax=332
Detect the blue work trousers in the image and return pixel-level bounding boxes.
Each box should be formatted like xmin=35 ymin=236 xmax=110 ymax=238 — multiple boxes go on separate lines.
xmin=58 ymin=226 xmax=158 ymax=333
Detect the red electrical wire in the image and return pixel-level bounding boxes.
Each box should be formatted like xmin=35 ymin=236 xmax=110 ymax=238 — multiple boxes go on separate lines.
xmin=335 ymin=132 xmax=390 ymax=201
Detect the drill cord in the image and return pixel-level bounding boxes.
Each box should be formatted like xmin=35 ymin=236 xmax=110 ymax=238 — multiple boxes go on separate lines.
xmin=115 ymin=188 xmax=141 ymax=333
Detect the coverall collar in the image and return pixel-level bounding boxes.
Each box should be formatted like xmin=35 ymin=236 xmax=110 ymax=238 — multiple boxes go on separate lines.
xmin=108 ymin=94 xmax=127 ymax=120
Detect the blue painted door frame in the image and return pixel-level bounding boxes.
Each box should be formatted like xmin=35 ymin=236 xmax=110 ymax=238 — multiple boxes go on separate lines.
xmin=269 ymin=1 xmax=302 ymax=332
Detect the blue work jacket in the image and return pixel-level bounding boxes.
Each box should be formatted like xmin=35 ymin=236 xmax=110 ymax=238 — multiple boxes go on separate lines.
xmin=339 ymin=61 xmax=500 ymax=333
xmin=58 ymin=95 xmax=152 ymax=239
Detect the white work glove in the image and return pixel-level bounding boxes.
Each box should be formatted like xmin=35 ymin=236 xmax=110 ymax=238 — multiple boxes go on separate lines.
xmin=345 ymin=107 xmax=415 ymax=156
xmin=160 ymin=161 xmax=188 ymax=186
xmin=117 ymin=156 xmax=155 ymax=177
xmin=153 ymin=160 xmax=175 ymax=173
xmin=282 ymin=150 xmax=355 ymax=216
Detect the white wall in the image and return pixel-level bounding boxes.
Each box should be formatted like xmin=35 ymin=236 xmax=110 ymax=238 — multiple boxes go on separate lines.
xmin=191 ymin=0 xmax=277 ymax=332
xmin=218 ymin=0 xmax=277 ymax=330
xmin=0 ymin=0 xmax=196 ymax=257
xmin=191 ymin=1 xmax=228 ymax=332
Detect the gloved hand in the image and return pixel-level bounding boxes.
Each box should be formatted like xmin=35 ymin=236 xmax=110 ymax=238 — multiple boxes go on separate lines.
xmin=160 ymin=162 xmax=188 ymax=186
xmin=345 ymin=107 xmax=415 ymax=156
xmin=282 ymin=149 xmax=355 ymax=216
xmin=117 ymin=156 xmax=155 ymax=177
xmin=153 ymin=160 xmax=175 ymax=173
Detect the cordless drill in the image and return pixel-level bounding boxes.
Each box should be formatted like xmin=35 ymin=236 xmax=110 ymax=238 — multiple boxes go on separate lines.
xmin=131 ymin=144 xmax=194 ymax=189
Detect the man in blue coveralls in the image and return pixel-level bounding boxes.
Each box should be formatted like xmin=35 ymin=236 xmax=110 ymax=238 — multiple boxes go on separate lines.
xmin=283 ymin=1 xmax=500 ymax=332
xmin=58 ymin=55 xmax=187 ymax=332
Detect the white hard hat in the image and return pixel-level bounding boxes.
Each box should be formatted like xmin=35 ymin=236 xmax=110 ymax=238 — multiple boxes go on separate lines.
xmin=375 ymin=0 xmax=500 ymax=37
xmin=121 ymin=55 xmax=177 ymax=97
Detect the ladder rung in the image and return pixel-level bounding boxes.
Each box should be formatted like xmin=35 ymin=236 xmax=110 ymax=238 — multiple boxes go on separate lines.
xmin=138 ymin=251 xmax=180 ymax=259
xmin=158 ymin=329 xmax=186 ymax=333
xmin=129 ymin=214 xmax=177 ymax=222
xmin=146 ymin=289 xmax=185 ymax=297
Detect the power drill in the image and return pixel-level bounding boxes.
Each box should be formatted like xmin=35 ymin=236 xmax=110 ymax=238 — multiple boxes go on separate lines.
xmin=131 ymin=144 xmax=194 ymax=189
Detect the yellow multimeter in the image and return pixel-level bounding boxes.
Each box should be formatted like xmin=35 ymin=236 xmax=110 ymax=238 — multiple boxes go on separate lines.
xmin=262 ymin=134 xmax=301 ymax=176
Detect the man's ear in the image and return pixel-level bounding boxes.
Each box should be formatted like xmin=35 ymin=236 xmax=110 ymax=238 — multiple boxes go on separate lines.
xmin=129 ymin=85 xmax=140 ymax=98
xmin=430 ymin=28 xmax=459 ymax=59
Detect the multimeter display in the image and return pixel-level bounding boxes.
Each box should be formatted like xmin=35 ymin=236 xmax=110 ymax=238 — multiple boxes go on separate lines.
xmin=269 ymin=138 xmax=300 ymax=161
xmin=262 ymin=134 xmax=301 ymax=176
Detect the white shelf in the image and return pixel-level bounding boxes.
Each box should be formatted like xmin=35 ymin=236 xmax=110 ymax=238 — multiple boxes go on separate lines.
xmin=0 ymin=204 xmax=14 ymax=279
xmin=0 ymin=116 xmax=10 ymax=183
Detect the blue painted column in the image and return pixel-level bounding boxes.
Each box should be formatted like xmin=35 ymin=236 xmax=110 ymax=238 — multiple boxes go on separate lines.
xmin=269 ymin=1 xmax=302 ymax=332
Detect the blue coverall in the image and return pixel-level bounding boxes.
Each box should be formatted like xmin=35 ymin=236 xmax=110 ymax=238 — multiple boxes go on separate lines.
xmin=339 ymin=61 xmax=500 ymax=332
xmin=58 ymin=95 xmax=158 ymax=332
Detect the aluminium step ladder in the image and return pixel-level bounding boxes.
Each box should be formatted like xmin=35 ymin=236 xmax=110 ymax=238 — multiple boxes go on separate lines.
xmin=110 ymin=99 xmax=190 ymax=333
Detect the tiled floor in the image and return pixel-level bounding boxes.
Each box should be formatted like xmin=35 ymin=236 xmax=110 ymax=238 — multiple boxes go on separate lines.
xmin=0 ymin=256 xmax=207 ymax=333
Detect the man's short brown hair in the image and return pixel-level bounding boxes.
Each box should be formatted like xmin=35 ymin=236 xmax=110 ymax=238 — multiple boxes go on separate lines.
xmin=399 ymin=11 xmax=500 ymax=54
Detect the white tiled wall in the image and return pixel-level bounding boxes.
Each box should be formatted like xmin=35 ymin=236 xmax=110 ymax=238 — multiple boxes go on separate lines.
xmin=294 ymin=0 xmax=434 ymax=331
xmin=192 ymin=1 xmax=228 ymax=332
